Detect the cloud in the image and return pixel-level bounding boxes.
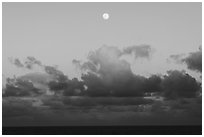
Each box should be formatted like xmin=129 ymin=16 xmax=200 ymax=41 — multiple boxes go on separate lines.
xmin=7 ymin=45 xmax=201 ymax=99
xmin=145 ymin=75 xmax=162 ymax=93
xmin=73 ymin=45 xmax=201 ymax=98
xmin=161 ymin=70 xmax=201 ymax=99
xmin=122 ymin=45 xmax=152 ymax=59
xmin=44 ymin=66 xmax=63 ymax=76
xmin=19 ymin=72 xmax=54 ymax=85
xmin=72 ymin=59 xmax=98 ymax=73
xmin=8 ymin=56 xmax=68 ymax=79
xmin=3 ymin=77 xmax=41 ymax=97
xmin=168 ymin=54 xmax=186 ymax=63
xmin=19 ymin=72 xmax=55 ymax=94
xmin=169 ymin=47 xmax=202 ymax=72
xmin=78 ymin=45 xmax=147 ymax=97
xmin=81 ymin=72 xmax=110 ymax=97
xmin=3 ymin=96 xmax=201 ymax=126
xmin=8 ymin=45 xmax=154 ymax=97
xmin=74 ymin=45 xmax=155 ymax=96
xmin=24 ymin=56 xmax=42 ymax=69
xmin=72 ymin=59 xmax=81 ymax=67
xmin=9 ymin=58 xmax=24 ymax=68
xmin=9 ymin=56 xmax=42 ymax=69
xmin=7 ymin=56 xmax=84 ymax=96
xmin=182 ymin=50 xmax=202 ymax=72
xmin=77 ymin=45 xmax=141 ymax=97
xmin=63 ymin=78 xmax=84 ymax=96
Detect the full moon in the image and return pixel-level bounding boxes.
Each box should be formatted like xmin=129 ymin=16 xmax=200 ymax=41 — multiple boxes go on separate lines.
xmin=103 ymin=13 xmax=109 ymax=20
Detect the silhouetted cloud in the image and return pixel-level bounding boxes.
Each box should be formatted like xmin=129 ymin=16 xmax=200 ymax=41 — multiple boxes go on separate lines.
xmin=63 ymin=78 xmax=84 ymax=96
xmin=145 ymin=75 xmax=162 ymax=93
xmin=81 ymin=72 xmax=110 ymax=97
xmin=161 ymin=70 xmax=201 ymax=99
xmin=3 ymin=77 xmax=41 ymax=97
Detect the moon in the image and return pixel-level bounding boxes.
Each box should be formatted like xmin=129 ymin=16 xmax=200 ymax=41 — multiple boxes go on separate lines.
xmin=103 ymin=13 xmax=109 ymax=20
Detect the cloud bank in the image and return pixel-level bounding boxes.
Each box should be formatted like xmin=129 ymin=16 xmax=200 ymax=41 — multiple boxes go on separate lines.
xmin=3 ymin=45 xmax=202 ymax=126
xmin=5 ymin=45 xmax=201 ymax=99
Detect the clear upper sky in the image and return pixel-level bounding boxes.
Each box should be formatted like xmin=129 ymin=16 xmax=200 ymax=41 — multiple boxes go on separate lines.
xmin=3 ymin=2 xmax=202 ymax=80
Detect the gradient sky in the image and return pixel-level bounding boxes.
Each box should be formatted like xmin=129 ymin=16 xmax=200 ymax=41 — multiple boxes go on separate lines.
xmin=3 ymin=2 xmax=202 ymax=80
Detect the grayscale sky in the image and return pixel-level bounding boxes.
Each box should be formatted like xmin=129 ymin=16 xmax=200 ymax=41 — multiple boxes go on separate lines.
xmin=3 ymin=2 xmax=202 ymax=80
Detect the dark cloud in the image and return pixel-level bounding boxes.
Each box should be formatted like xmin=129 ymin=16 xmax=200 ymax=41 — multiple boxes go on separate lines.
xmin=63 ymin=78 xmax=84 ymax=96
xmin=182 ymin=50 xmax=202 ymax=72
xmin=123 ymin=45 xmax=152 ymax=59
xmin=161 ymin=70 xmax=201 ymax=99
xmin=145 ymin=75 xmax=162 ymax=93
xmin=169 ymin=47 xmax=202 ymax=72
xmin=81 ymin=72 xmax=110 ymax=97
xmin=48 ymin=81 xmax=68 ymax=95
xmin=3 ymin=77 xmax=41 ymax=97
xmin=48 ymin=77 xmax=84 ymax=96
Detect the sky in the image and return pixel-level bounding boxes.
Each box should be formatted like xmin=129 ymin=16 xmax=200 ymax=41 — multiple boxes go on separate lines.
xmin=2 ymin=2 xmax=202 ymax=127
xmin=3 ymin=2 xmax=202 ymax=80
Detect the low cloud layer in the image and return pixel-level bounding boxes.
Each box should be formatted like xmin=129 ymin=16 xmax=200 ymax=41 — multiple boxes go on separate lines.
xmin=3 ymin=96 xmax=202 ymax=126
